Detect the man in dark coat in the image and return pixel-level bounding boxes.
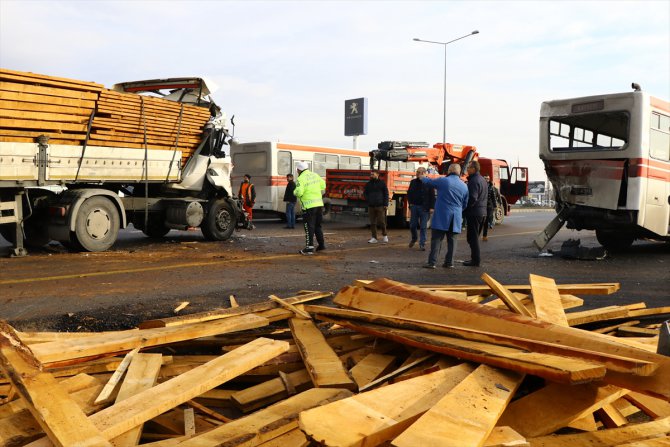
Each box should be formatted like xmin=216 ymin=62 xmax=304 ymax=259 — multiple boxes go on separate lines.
xmin=283 ymin=173 xmax=297 ymax=229
xmin=463 ymin=160 xmax=488 ymax=266
xmin=364 ymin=170 xmax=389 ymax=244
xmin=483 ymin=175 xmax=500 ymax=240
xmin=407 ymin=166 xmax=435 ymax=250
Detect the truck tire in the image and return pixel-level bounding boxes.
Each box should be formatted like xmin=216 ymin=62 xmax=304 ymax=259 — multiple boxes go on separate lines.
xmin=596 ymin=229 xmax=634 ymax=251
xmin=71 ymin=196 xmax=120 ymax=252
xmin=202 ymin=199 xmax=235 ymax=241
xmin=494 ymin=197 xmax=507 ymax=225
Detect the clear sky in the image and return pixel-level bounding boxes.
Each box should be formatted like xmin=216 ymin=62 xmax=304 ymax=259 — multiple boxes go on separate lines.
xmin=1 ymin=0 xmax=668 ymax=181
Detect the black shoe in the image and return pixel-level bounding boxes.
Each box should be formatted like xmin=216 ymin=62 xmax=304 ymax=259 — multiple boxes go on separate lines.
xmin=316 ymin=246 xmax=326 ymax=252
xmin=442 ymin=263 xmax=455 ymax=268
xmin=462 ymin=260 xmax=480 ymax=267
xmin=299 ymin=247 xmax=315 ymax=255
xmin=409 ymin=240 xmax=417 ymax=248
xmin=422 ymin=264 xmax=436 ymax=269
xmin=419 ymin=245 xmax=426 ymax=251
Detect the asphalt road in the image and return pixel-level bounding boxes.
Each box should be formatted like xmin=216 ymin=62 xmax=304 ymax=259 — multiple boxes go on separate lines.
xmin=1 ymin=210 xmax=668 ymax=331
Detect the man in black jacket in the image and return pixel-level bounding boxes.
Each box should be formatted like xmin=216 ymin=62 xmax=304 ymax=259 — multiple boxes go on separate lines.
xmin=364 ymin=170 xmax=390 ymax=244
xmin=407 ymin=167 xmax=435 ymax=250
xmin=283 ymin=174 xmax=297 ymax=229
xmin=463 ymin=161 xmax=488 ymax=266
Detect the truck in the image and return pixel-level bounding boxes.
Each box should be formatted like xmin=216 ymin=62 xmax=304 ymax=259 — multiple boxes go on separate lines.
xmin=534 ymin=86 xmax=669 ymax=251
xmin=326 ymin=140 xmax=528 ymax=226
xmin=0 ymin=69 xmax=248 ymax=257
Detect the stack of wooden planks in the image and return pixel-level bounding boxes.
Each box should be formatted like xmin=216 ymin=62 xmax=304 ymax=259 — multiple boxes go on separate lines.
xmin=1 ymin=276 xmax=669 ymax=447
xmin=0 ymin=69 xmax=211 ymax=166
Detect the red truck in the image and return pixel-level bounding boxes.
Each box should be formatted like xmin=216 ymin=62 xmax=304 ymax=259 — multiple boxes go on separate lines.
xmin=326 ymin=141 xmax=528 ymax=226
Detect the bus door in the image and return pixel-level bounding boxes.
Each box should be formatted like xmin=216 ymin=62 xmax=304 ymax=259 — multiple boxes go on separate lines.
xmin=642 ymin=111 xmax=670 ymax=236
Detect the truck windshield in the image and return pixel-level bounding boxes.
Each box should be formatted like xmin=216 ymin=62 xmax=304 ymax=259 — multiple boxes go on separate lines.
xmin=549 ymin=111 xmax=629 ymax=152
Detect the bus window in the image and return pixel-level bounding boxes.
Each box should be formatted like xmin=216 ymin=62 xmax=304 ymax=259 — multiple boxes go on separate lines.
xmin=549 ymin=111 xmax=629 ymax=151
xmin=278 ymin=151 xmax=292 ymax=175
xmin=341 ymin=156 xmax=362 ymax=169
xmin=650 ymin=113 xmax=670 ymax=161
xmin=314 ymin=154 xmax=339 ymax=176
xmin=232 ymin=152 xmax=267 ymax=174
xmin=387 ymin=161 xmax=399 ymax=171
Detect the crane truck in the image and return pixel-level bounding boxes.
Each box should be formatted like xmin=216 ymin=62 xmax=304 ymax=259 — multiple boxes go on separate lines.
xmin=326 ymin=140 xmax=528 ymax=226
xmin=0 ymin=69 xmax=248 ymax=257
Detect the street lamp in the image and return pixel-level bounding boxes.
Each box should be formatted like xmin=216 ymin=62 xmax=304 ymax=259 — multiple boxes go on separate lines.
xmin=413 ymin=30 xmax=479 ymax=144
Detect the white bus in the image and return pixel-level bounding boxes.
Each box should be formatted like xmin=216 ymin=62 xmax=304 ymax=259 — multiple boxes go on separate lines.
xmin=538 ymin=88 xmax=669 ymax=250
xmin=229 ymin=142 xmax=374 ymax=218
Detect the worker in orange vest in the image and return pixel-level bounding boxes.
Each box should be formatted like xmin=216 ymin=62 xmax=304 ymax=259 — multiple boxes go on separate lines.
xmin=238 ymin=174 xmax=256 ymax=228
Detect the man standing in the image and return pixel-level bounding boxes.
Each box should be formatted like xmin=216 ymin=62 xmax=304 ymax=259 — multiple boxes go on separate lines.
xmin=238 ymin=174 xmax=256 ymax=229
xmin=364 ymin=170 xmax=389 ymax=244
xmin=421 ymin=164 xmax=468 ymax=269
xmin=294 ymin=162 xmax=326 ymax=255
xmin=283 ymin=173 xmax=297 ymax=229
xmin=463 ymin=160 xmax=488 ymax=266
xmin=482 ymin=174 xmax=500 ymax=241
xmin=407 ymin=167 xmax=435 ymax=250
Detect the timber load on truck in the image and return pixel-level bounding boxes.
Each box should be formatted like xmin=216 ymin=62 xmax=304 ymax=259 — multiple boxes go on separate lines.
xmin=326 ymin=140 xmax=528 ymax=226
xmin=0 ymin=68 xmax=249 ymax=256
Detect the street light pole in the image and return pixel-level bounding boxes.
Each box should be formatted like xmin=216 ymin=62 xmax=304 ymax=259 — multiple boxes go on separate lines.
xmin=413 ymin=30 xmax=479 ymax=144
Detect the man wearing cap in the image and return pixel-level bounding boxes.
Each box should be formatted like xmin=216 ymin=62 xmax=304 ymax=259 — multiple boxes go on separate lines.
xmin=294 ymin=161 xmax=326 ymax=255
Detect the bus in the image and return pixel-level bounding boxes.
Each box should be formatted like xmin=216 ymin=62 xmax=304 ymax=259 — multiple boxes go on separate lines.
xmin=229 ymin=142 xmax=383 ymax=218
xmin=537 ymin=87 xmax=670 ymax=250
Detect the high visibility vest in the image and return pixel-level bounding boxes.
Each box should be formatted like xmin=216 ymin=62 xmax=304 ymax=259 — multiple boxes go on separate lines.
xmin=294 ymin=170 xmax=325 ymax=210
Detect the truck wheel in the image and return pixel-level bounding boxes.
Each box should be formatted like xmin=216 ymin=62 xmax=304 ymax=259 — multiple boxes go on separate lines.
xmin=596 ymin=229 xmax=634 ymax=251
xmin=494 ymin=206 xmax=504 ymax=225
xmin=72 ymin=196 xmax=120 ymax=252
xmin=202 ymin=199 xmax=235 ymax=241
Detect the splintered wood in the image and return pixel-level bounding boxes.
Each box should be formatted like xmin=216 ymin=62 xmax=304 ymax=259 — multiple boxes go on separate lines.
xmin=1 ymin=275 xmax=668 ymax=446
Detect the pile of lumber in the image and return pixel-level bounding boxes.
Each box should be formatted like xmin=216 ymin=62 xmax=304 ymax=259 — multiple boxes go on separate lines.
xmin=1 ymin=275 xmax=669 ymax=447
xmin=0 ymin=69 xmax=211 ymax=165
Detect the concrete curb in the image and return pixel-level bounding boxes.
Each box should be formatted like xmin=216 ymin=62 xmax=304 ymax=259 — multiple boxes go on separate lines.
xmin=509 ymin=208 xmax=553 ymax=213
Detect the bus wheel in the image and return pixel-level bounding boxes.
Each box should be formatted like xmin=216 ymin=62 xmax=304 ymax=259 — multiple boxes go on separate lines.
xmin=202 ymin=199 xmax=235 ymax=241
xmin=596 ymin=229 xmax=634 ymax=251
xmin=72 ymin=196 xmax=120 ymax=252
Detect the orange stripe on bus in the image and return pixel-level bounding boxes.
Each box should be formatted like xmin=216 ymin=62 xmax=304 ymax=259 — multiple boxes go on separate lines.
xmin=277 ymin=143 xmax=369 ymax=157
xmin=651 ymin=97 xmax=670 ymax=113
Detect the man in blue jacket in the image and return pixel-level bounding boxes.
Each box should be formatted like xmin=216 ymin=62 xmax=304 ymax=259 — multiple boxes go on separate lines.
xmin=420 ymin=163 xmax=468 ymax=268
xmin=463 ymin=160 xmax=488 ymax=266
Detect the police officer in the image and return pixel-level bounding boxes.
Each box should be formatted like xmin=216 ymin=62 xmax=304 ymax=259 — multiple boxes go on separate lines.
xmin=294 ymin=162 xmax=326 ymax=255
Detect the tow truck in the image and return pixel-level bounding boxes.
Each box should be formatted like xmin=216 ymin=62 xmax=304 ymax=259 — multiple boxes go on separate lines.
xmin=326 ymin=141 xmax=528 ymax=226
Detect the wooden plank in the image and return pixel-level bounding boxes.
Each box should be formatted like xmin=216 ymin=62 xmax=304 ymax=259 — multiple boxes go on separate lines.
xmin=359 ymin=354 xmax=434 ymax=392
xmin=0 ymin=90 xmax=96 ymax=108
xmin=625 ymin=391 xmax=670 ymax=419
xmin=256 ymin=428 xmax=309 ymax=447
xmin=186 ymin=399 xmax=232 ymax=423
xmin=566 ymin=414 xmax=599 ymax=432
xmin=0 ymin=69 xmax=103 ymax=90
xmin=94 ymin=347 xmax=140 ymax=404
xmin=392 ymin=365 xmax=524 ymax=447
xmin=300 ymin=364 xmax=475 ymax=447
xmin=420 ymin=283 xmax=621 ymax=295
xmin=169 ymin=388 xmax=352 ymax=447
xmin=31 ymin=313 xmax=268 ymax=366
xmin=139 ymin=291 xmax=330 ymax=328
xmin=0 ymin=81 xmax=99 ymax=100
xmin=530 ymin=274 xmax=569 ymax=326
xmin=0 ymin=99 xmax=92 ymax=116
xmin=616 ymin=437 xmax=670 ymax=447
xmin=349 ymin=353 xmax=396 ymax=388
xmin=109 ymin=353 xmax=163 ymax=447
xmin=231 ymin=369 xmax=312 ymax=413
xmin=618 ymin=326 xmax=659 ymax=337
xmin=593 ymin=320 xmax=641 ymax=334
xmin=484 ymin=426 xmax=529 ymax=447
xmin=566 ymin=306 xmax=630 ymax=326
xmin=497 ymin=382 xmax=628 ymax=437
xmin=526 ymin=417 xmax=670 ymax=447
xmin=0 ymin=321 xmax=111 ymax=447
xmin=628 ymin=307 xmax=670 ymax=318
xmin=269 ymin=295 xmax=311 ymax=319
xmin=289 ymin=318 xmax=357 ymax=391
xmin=333 ymin=281 xmax=670 ymax=399
xmin=0 ymin=117 xmax=88 ymax=132
xmin=183 ymin=408 xmax=196 ymax=436
xmin=482 ymin=273 xmax=534 ymax=317
xmin=323 ymin=318 xmax=607 ymax=384
xmin=0 ymin=108 xmax=91 ymax=123
xmin=307 ymin=305 xmax=658 ymax=376
xmin=595 ymin=403 xmax=628 ymax=428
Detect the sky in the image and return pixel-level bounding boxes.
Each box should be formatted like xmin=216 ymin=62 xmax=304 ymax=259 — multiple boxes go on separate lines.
xmin=1 ymin=0 xmax=668 ymax=181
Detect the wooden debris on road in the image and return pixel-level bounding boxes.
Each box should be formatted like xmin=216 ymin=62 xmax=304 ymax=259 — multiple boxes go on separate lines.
xmin=1 ymin=275 xmax=668 ymax=446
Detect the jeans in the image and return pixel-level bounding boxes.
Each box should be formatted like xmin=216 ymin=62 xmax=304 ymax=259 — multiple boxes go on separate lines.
xmin=466 ymin=215 xmax=486 ymax=264
xmin=409 ymin=205 xmax=430 ymax=247
xmin=303 ymin=207 xmax=324 ymax=249
xmin=285 ymin=202 xmax=296 ymax=228
xmin=428 ymin=228 xmax=458 ymax=266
